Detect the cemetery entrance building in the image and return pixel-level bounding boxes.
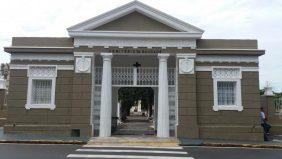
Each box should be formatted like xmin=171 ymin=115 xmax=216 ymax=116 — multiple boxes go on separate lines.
xmin=4 ymin=1 xmax=265 ymax=141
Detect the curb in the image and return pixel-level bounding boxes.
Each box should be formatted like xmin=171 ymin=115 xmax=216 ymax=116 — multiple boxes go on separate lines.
xmin=202 ymin=143 xmax=282 ymax=149
xmin=0 ymin=140 xmax=86 ymax=145
xmin=1 ymin=140 xmax=282 ymax=149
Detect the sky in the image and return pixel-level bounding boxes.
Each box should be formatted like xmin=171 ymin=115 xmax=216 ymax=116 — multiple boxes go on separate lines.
xmin=0 ymin=0 xmax=282 ymax=91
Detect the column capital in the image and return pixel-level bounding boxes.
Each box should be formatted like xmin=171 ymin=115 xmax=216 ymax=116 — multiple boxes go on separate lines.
xmin=101 ymin=53 xmax=113 ymax=60
xmin=158 ymin=53 xmax=170 ymax=60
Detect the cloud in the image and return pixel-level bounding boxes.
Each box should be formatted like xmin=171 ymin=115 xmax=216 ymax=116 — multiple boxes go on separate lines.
xmin=0 ymin=0 xmax=282 ymax=91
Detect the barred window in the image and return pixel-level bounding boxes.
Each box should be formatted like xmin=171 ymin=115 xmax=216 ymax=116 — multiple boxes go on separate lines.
xmin=26 ymin=66 xmax=57 ymax=110
xmin=31 ymin=80 xmax=52 ymax=104
xmin=212 ymin=67 xmax=243 ymax=111
xmin=217 ymin=81 xmax=236 ymax=106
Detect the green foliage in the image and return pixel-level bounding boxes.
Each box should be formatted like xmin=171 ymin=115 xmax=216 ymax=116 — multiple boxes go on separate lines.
xmin=0 ymin=63 xmax=9 ymax=79
xmin=275 ymin=92 xmax=282 ymax=98
xmin=118 ymin=87 xmax=154 ymax=120
xmin=260 ymin=89 xmax=265 ymax=96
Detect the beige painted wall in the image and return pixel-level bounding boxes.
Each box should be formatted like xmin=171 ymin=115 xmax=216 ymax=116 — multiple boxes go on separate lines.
xmin=5 ymin=61 xmax=92 ymax=137
xmin=5 ymin=69 xmax=74 ymax=135
xmin=194 ymin=71 xmax=263 ymax=141
xmin=197 ymin=39 xmax=258 ymax=49
xmin=93 ymin=11 xmax=180 ymax=32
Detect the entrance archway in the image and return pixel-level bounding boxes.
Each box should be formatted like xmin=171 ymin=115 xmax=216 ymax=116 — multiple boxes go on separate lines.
xmin=113 ymin=87 xmax=155 ymax=136
xmin=91 ymin=55 xmax=177 ymax=138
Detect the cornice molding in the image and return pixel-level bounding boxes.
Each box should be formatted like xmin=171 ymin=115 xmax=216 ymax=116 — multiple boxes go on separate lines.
xmin=196 ymin=48 xmax=263 ymax=51
xmin=4 ymin=46 xmax=74 ymax=53
xmin=196 ymin=49 xmax=265 ymax=56
xmin=10 ymin=64 xmax=74 ymax=70
xmin=11 ymin=53 xmax=74 ymax=61
xmin=74 ymin=37 xmax=197 ymax=48
xmin=69 ymin=31 xmax=202 ymax=39
xmin=196 ymin=55 xmax=259 ymax=63
xmin=195 ymin=66 xmax=259 ymax=72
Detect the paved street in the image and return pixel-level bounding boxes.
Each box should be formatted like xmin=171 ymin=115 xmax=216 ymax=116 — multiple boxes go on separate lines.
xmin=184 ymin=146 xmax=282 ymax=159
xmin=0 ymin=143 xmax=79 ymax=159
xmin=1 ymin=143 xmax=282 ymax=159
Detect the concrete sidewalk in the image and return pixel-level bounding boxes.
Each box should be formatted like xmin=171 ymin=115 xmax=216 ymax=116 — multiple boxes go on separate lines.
xmin=1 ymin=126 xmax=282 ymax=149
xmin=180 ymin=137 xmax=282 ymax=149
xmin=0 ymin=127 xmax=87 ymax=145
xmin=203 ymin=139 xmax=282 ymax=149
xmin=88 ymin=136 xmax=179 ymax=147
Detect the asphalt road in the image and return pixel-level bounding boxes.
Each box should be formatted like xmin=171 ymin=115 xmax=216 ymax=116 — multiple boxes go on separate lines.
xmin=0 ymin=143 xmax=282 ymax=159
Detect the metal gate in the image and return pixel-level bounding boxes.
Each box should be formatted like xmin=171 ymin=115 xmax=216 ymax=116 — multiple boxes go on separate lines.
xmin=274 ymin=98 xmax=282 ymax=115
xmin=92 ymin=67 xmax=176 ymax=135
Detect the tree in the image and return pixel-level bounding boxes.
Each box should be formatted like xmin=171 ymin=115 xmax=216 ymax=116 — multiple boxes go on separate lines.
xmin=118 ymin=87 xmax=154 ymax=121
xmin=0 ymin=63 xmax=9 ymax=80
xmin=260 ymin=89 xmax=265 ymax=96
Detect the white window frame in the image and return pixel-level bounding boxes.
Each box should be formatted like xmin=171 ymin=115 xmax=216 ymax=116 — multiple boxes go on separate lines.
xmin=212 ymin=66 xmax=243 ymax=111
xmin=25 ymin=65 xmax=57 ymax=110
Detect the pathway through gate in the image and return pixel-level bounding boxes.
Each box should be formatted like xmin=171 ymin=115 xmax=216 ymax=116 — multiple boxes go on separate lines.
xmin=113 ymin=112 xmax=155 ymax=136
xmin=92 ymin=66 xmax=177 ymax=137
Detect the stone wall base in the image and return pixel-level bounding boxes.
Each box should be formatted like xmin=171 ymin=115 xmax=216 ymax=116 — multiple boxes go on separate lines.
xmin=177 ymin=125 xmax=199 ymax=139
xmin=199 ymin=125 xmax=264 ymax=141
xmin=270 ymin=125 xmax=282 ymax=135
xmin=0 ymin=108 xmax=7 ymax=127
xmin=0 ymin=118 xmax=6 ymax=127
xmin=0 ymin=109 xmax=7 ymax=118
xmin=4 ymin=124 xmax=92 ymax=137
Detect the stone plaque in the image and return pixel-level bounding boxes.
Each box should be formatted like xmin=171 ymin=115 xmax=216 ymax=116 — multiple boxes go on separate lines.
xmin=75 ymin=57 xmax=91 ymax=73
xmin=179 ymin=58 xmax=194 ymax=74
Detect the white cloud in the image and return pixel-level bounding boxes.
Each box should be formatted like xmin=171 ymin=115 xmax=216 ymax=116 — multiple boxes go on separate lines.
xmin=0 ymin=0 xmax=282 ymax=91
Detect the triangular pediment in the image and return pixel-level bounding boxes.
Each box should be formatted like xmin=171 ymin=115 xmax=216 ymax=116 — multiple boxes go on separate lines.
xmin=68 ymin=0 xmax=204 ymax=33
xmin=93 ymin=11 xmax=180 ymax=32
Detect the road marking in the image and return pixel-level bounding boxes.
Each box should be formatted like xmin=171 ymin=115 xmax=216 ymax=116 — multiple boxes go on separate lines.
xmin=76 ymin=148 xmax=187 ymax=154
xmin=67 ymin=154 xmax=193 ymax=159
xmin=83 ymin=145 xmax=183 ymax=149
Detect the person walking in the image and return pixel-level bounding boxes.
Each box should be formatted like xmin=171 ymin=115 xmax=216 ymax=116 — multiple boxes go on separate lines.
xmin=260 ymin=107 xmax=271 ymax=141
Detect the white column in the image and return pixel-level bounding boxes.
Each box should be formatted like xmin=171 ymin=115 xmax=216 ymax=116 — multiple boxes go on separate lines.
xmin=117 ymin=102 xmax=121 ymax=124
xmin=133 ymin=67 xmax=137 ymax=86
xmin=99 ymin=53 xmax=113 ymax=137
xmin=90 ymin=54 xmax=95 ymax=136
xmin=153 ymin=87 xmax=158 ymax=130
xmin=157 ymin=53 xmax=170 ymax=138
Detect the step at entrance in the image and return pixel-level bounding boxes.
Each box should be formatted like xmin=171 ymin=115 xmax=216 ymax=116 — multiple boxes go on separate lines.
xmin=113 ymin=129 xmax=156 ymax=135
xmin=87 ymin=136 xmax=180 ymax=147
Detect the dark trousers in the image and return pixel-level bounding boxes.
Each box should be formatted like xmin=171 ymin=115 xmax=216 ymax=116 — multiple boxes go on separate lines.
xmin=261 ymin=123 xmax=271 ymax=141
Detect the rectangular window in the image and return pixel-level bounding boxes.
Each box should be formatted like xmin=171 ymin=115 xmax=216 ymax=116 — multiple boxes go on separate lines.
xmin=217 ymin=81 xmax=236 ymax=106
xmin=212 ymin=67 xmax=243 ymax=111
xmin=31 ymin=79 xmax=52 ymax=104
xmin=25 ymin=66 xmax=57 ymax=110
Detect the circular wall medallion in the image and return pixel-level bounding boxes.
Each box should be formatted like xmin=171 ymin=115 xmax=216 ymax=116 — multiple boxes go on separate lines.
xmin=76 ymin=57 xmax=91 ymax=72
xmin=179 ymin=59 xmax=194 ymax=74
